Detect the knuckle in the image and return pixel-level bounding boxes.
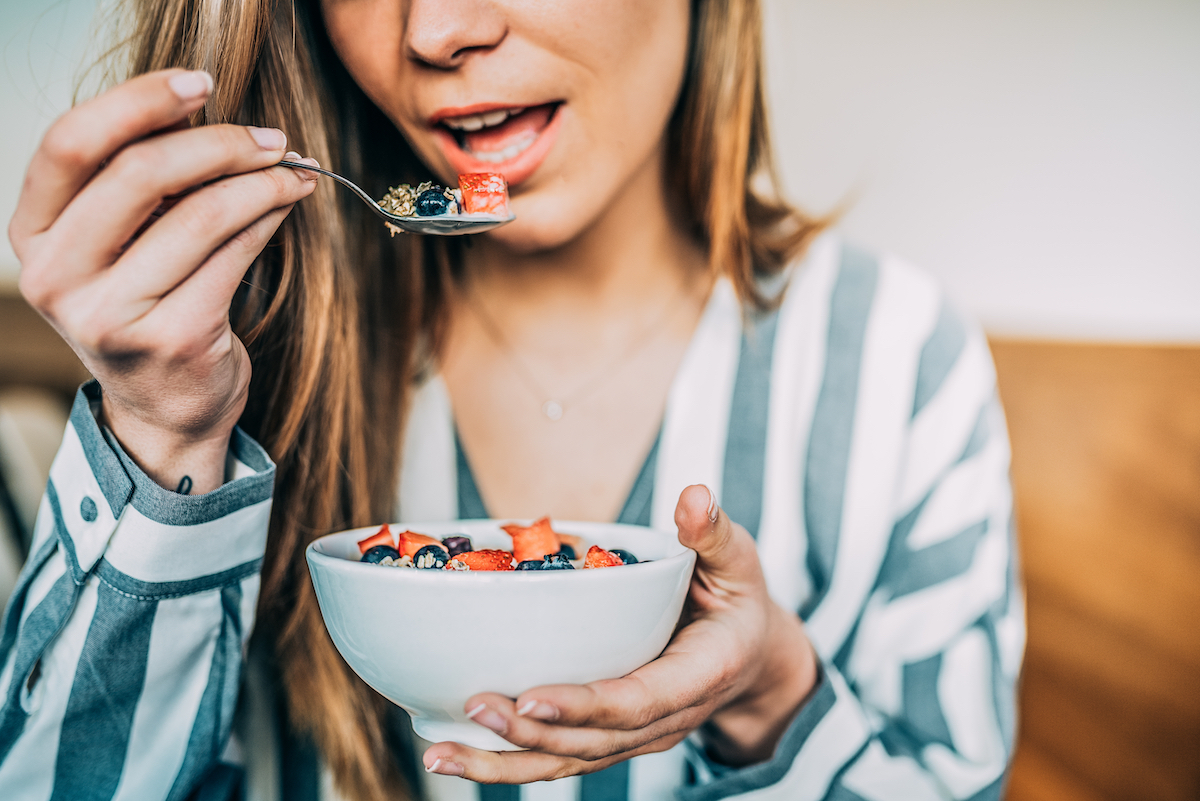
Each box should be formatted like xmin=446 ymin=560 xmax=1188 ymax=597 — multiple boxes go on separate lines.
xmin=107 ymin=145 xmax=157 ymax=186
xmin=178 ymin=193 xmax=230 ymax=239
xmin=209 ymin=124 xmax=253 ymax=161
xmin=17 ymin=267 xmax=51 ymax=309
xmin=257 ymin=165 xmax=295 ymax=200
xmin=225 ymin=219 xmax=266 ymax=253
xmin=41 ymin=120 xmax=94 ymax=170
xmin=6 ymin=218 xmax=25 ymax=260
xmin=71 ymin=316 xmax=121 ymax=355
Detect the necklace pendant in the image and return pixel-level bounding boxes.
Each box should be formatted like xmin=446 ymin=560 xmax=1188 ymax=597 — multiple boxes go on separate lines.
xmin=542 ymin=400 xmax=564 ymax=421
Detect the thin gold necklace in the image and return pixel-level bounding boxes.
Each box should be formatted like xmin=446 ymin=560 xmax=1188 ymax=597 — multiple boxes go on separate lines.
xmin=464 ymin=282 xmax=692 ymax=421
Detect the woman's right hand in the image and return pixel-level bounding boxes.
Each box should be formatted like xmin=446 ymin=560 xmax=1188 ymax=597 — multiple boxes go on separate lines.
xmin=8 ymin=69 xmax=318 ymax=494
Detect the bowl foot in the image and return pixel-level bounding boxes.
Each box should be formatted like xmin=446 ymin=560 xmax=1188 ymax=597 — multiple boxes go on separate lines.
xmin=412 ymin=718 xmax=526 ymax=752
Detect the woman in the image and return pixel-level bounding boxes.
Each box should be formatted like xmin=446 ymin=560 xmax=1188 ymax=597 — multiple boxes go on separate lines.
xmin=1 ymin=0 xmax=1022 ymax=799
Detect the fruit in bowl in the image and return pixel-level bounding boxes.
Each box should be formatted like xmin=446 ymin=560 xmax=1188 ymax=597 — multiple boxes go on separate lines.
xmin=306 ymin=519 xmax=696 ymax=751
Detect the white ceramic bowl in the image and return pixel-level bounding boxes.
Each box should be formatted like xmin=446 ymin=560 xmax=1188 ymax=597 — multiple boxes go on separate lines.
xmin=306 ymin=520 xmax=696 ymax=750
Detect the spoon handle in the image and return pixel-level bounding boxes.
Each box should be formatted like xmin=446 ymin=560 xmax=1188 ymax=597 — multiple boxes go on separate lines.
xmin=278 ymin=159 xmax=397 ymax=223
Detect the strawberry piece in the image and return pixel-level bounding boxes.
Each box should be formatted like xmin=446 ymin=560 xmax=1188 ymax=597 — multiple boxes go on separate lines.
xmin=397 ymin=530 xmax=443 ymax=559
xmin=583 ymin=545 xmax=623 ymax=569
xmin=458 ymin=173 xmax=509 ymax=216
xmin=357 ymin=524 xmax=395 ymax=554
xmin=501 ymin=517 xmax=562 ymax=563
xmin=450 ymin=549 xmax=516 ymax=571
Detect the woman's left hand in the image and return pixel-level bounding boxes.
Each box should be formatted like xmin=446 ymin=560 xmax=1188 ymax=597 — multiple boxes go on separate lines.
xmin=422 ymin=484 xmax=820 ymax=783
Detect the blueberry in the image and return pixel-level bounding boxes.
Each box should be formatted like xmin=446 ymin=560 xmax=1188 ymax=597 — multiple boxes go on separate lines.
xmin=361 ymin=545 xmax=400 ymax=564
xmin=413 ymin=544 xmax=449 ymax=569
xmin=556 ymin=543 xmax=576 ymax=560
xmin=415 ymin=188 xmax=451 ymax=216
xmin=515 ymin=560 xmax=543 ymax=571
xmin=441 ymin=535 xmax=473 ymax=557
xmin=541 ymin=553 xmax=575 ymax=570
xmin=609 ymin=548 xmax=638 ymax=565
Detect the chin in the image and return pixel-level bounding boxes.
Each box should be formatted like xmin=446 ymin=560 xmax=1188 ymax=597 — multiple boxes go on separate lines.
xmin=481 ymin=192 xmax=602 ymax=254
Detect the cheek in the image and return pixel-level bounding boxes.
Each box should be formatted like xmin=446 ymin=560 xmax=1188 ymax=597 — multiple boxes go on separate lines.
xmin=319 ymin=0 xmax=417 ymax=125
xmin=502 ymin=1 xmax=693 ymax=246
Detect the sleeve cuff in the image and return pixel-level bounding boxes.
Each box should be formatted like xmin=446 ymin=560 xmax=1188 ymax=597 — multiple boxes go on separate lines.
xmin=679 ymin=662 xmax=873 ymax=801
xmin=46 ymin=381 xmax=274 ymax=594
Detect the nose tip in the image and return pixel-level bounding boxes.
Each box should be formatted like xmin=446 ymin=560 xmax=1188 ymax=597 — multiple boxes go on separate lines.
xmin=405 ymin=0 xmax=507 ymax=69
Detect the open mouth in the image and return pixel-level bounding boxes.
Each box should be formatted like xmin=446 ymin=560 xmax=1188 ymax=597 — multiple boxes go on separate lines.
xmin=433 ymin=102 xmax=563 ymax=187
xmin=440 ymin=103 xmax=559 ymax=163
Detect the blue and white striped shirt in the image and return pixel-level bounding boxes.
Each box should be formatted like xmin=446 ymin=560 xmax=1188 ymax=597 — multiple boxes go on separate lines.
xmin=0 ymin=235 xmax=1023 ymax=801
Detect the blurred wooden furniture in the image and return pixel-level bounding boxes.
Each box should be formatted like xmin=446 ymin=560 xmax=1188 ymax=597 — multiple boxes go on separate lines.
xmin=2 ymin=286 xmax=1198 ymax=799
xmin=995 ymin=341 xmax=1200 ymax=801
xmin=0 ymin=287 xmax=90 ymax=397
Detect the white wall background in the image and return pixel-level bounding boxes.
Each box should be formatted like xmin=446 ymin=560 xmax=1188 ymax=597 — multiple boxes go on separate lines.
xmin=2 ymin=0 xmax=1197 ymax=341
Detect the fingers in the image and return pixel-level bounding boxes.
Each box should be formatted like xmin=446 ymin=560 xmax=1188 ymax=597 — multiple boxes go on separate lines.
xmin=113 ymin=158 xmax=318 ymax=302
xmin=674 ymin=484 xmax=760 ymax=583
xmin=455 ymin=691 xmax=701 ymax=761
xmin=45 ymin=122 xmax=293 ymax=282
xmin=133 ymin=197 xmax=302 ymax=342
xmin=422 ymin=732 xmax=688 ymax=784
xmin=11 ymin=69 xmax=214 ymax=244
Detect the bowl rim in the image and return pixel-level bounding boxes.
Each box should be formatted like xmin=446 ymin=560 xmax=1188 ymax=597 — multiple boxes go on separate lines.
xmin=306 ymin=518 xmax=696 ymax=580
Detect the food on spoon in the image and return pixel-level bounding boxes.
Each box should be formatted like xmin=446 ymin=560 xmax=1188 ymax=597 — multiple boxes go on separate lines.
xmin=376 ymin=174 xmax=506 ymax=222
xmin=458 ymin=173 xmax=510 ymax=216
xmin=378 ymin=184 xmax=417 ymax=218
xmin=414 ymin=181 xmax=462 ymax=216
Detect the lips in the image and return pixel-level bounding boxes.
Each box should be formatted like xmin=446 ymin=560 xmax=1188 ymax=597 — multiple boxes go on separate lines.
xmin=432 ymin=102 xmax=562 ymax=188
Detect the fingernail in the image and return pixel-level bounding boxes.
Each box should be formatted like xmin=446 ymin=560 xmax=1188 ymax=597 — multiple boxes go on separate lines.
xmin=283 ymin=151 xmax=301 ymax=160
xmin=249 ymin=126 xmax=287 ymax=151
xmin=519 ymin=701 xmax=560 ymax=722
xmin=294 ymin=157 xmax=320 ymax=181
xmin=703 ymin=485 xmax=719 ymax=524
xmin=426 ymin=758 xmax=464 ymax=777
xmin=468 ymin=705 xmax=508 ymax=735
xmin=168 ymin=70 xmax=213 ymax=101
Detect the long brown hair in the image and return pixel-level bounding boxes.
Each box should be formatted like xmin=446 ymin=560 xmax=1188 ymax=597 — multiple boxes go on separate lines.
xmin=95 ymin=0 xmax=823 ymax=797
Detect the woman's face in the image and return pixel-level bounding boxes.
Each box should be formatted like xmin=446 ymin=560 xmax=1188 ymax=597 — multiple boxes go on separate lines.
xmin=319 ymin=0 xmax=692 ymax=252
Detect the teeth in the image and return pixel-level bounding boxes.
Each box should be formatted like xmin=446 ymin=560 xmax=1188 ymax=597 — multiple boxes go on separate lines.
xmin=480 ymin=109 xmax=510 ymax=127
xmin=451 ymin=115 xmax=486 ymax=132
xmin=442 ymin=107 xmax=524 ymax=131
xmin=465 ymin=130 xmax=538 ymax=164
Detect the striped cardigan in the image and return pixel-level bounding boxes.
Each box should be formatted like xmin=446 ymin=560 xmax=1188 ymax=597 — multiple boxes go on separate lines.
xmin=0 ymin=235 xmax=1023 ymax=801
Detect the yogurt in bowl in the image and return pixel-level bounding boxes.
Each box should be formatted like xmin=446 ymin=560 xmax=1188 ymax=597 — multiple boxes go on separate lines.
xmin=306 ymin=519 xmax=696 ymax=750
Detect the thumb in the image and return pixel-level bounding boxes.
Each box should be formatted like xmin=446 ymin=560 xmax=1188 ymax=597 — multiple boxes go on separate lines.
xmin=674 ymin=484 xmax=760 ymax=581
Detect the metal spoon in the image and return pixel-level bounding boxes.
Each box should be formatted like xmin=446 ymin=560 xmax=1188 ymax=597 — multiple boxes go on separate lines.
xmin=279 ymin=160 xmax=515 ymax=235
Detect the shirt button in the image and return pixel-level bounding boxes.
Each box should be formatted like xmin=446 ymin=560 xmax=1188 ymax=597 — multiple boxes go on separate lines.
xmin=80 ymin=496 xmax=98 ymax=523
